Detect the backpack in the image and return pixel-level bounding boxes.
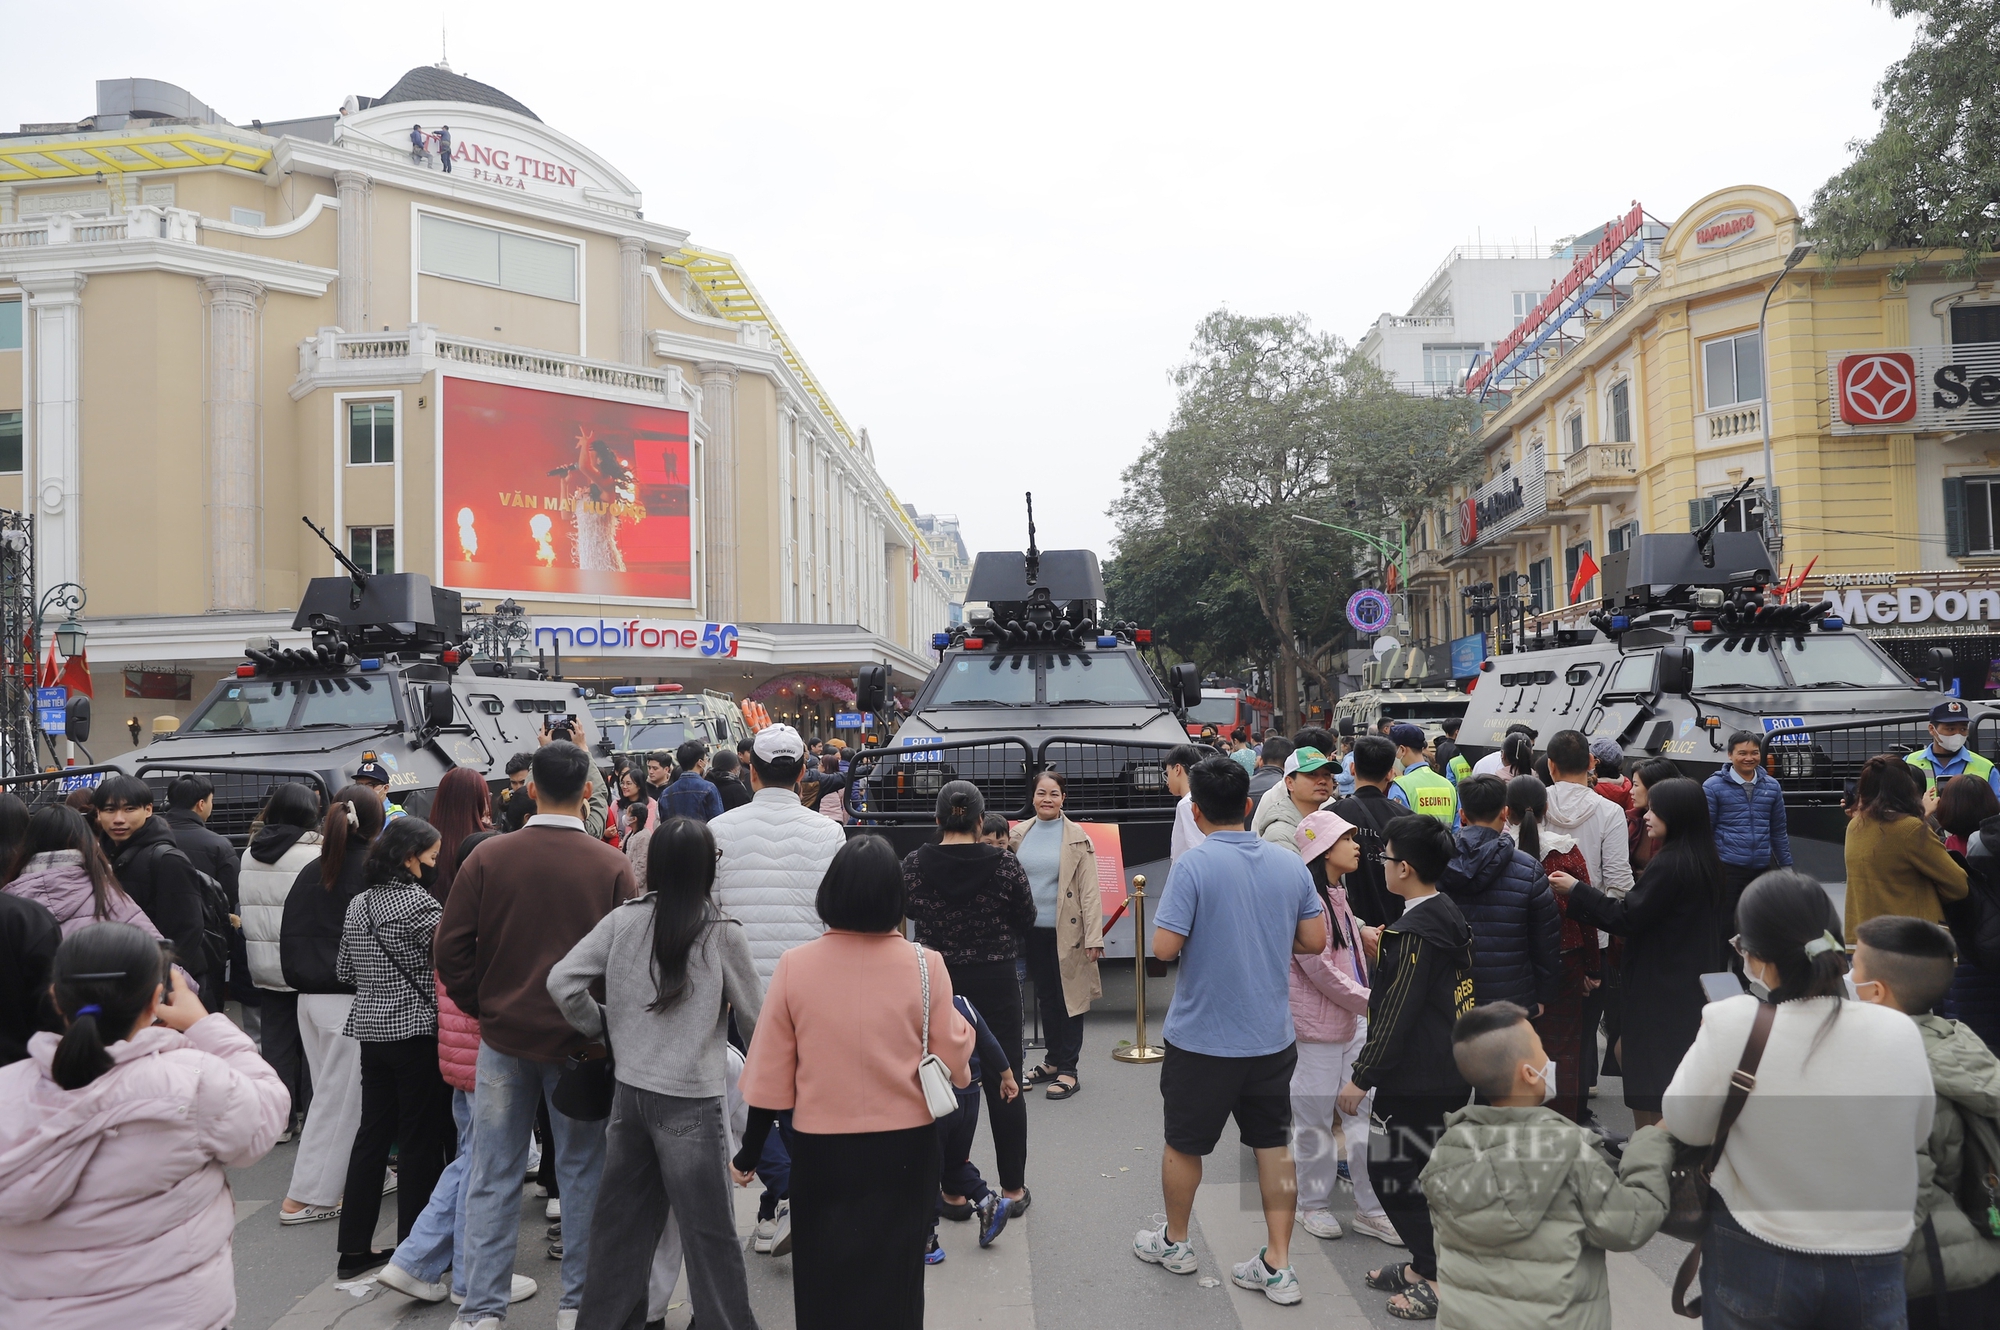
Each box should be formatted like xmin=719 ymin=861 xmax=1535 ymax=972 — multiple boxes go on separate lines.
xmin=136 ymin=840 xmax=234 ymax=985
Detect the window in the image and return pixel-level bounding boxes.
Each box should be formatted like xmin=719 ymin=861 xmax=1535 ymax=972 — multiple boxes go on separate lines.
xmin=0 ymin=411 xmax=18 ymax=474
xmin=1688 ymin=490 xmax=1774 ymax=536
xmin=1603 ymin=653 xmax=1656 ymax=694
xmin=349 ymin=401 xmax=394 ymax=465
xmin=1693 ymin=637 xmax=1785 ymax=689
xmin=928 ymin=654 xmax=1039 ymax=707
xmin=0 ymin=300 xmax=19 ymax=351
xmin=1423 ymin=344 xmax=1482 ymax=385
xmin=1565 ymin=540 xmax=1594 ymax=603
xmin=1526 ymin=558 xmax=1552 ymax=612
xmin=419 ymin=214 xmax=577 ymax=302
xmin=349 ymin=526 xmax=395 ymax=575
xmin=1043 ymin=653 xmax=1154 ymax=706
xmin=1948 ymin=476 xmax=2000 ymax=556
xmin=1607 ymin=379 xmax=1631 ymax=442
xmin=1512 ymin=292 xmax=1544 ymax=327
xmin=1702 ymin=331 xmax=1763 ymax=409
xmin=1778 ymin=637 xmax=1911 ymax=689
xmin=295 ymin=676 xmax=397 ymax=728
xmin=188 ymin=681 xmax=294 ymax=732
xmin=1565 ymin=412 xmax=1585 ymax=455
xmin=1950 ymin=305 xmax=2000 ymax=346
xmin=229 ymin=207 xmax=265 ymax=228
xmin=1608 ymin=520 xmax=1639 ymax=554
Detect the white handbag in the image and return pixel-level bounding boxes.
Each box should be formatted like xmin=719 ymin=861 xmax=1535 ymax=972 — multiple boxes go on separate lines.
xmin=914 ymin=942 xmax=960 ymax=1120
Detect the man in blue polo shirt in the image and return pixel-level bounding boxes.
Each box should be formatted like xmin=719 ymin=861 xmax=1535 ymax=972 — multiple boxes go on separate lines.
xmin=1906 ymin=697 xmax=2000 ymax=798
xmin=1136 ymin=755 xmax=1326 ymax=1306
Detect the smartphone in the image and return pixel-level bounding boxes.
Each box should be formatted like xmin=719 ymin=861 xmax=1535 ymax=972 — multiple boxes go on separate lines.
xmin=1700 ymin=971 xmax=1745 ymax=1004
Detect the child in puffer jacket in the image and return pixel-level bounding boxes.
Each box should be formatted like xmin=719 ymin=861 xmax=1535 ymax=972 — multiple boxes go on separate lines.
xmin=0 ymin=921 xmax=288 ymax=1330
xmin=1420 ymin=1003 xmax=1673 ymax=1330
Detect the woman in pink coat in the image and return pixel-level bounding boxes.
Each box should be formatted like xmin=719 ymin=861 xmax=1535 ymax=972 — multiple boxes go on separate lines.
xmin=0 ymin=921 xmax=289 ymax=1330
xmin=1288 ymin=811 xmax=1400 ymax=1246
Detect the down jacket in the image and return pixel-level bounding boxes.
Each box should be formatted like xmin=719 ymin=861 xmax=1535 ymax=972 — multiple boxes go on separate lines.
xmin=3 ymin=851 xmax=164 ymax=940
xmin=711 ymin=786 xmax=848 ymax=983
xmin=0 ymin=1014 xmax=289 ymax=1330
xmin=1420 ymin=1110 xmax=1675 ymax=1330
xmin=1904 ymin=1013 xmax=2000 ymax=1299
xmin=436 ymin=980 xmax=480 ymax=1093
xmin=1439 ymin=825 xmax=1561 ymax=1010
xmin=1289 ymin=882 xmax=1369 ymax=1044
xmin=239 ymin=828 xmax=322 ymax=991
xmin=1702 ymin=769 xmax=1793 ymax=871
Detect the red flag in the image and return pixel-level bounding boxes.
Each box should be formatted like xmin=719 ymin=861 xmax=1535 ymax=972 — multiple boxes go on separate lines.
xmin=38 ymin=638 xmax=59 ymax=689
xmin=912 ymin=548 xmax=921 ymax=583
xmin=1569 ymin=551 xmax=1601 ymax=605
xmin=58 ymin=648 xmax=92 ymax=699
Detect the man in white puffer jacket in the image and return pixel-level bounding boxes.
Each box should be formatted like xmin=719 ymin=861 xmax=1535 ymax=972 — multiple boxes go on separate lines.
xmin=1541 ymin=730 xmax=1634 ymax=897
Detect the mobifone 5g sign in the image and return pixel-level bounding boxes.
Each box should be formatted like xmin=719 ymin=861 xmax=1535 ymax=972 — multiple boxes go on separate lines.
xmin=1829 ymin=343 xmax=2000 ymax=433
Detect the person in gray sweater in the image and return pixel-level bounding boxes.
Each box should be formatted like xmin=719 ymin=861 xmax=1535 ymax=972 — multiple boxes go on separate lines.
xmin=548 ymin=815 xmax=762 ymax=1330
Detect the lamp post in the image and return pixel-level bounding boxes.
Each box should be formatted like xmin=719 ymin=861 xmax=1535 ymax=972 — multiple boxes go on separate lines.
xmin=1757 ymin=241 xmax=1815 ymax=558
xmin=37 ymin=582 xmax=87 ymax=659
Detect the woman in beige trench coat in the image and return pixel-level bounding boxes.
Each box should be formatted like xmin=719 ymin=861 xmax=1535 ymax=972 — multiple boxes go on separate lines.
xmin=1008 ymin=770 xmax=1104 ymax=1099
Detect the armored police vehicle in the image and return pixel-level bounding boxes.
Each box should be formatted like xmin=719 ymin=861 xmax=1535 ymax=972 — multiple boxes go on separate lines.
xmin=845 ymin=516 xmax=1200 ymax=955
xmin=69 ymin=547 xmax=601 ymax=845
xmin=1333 ymin=645 xmax=1469 ymax=744
xmin=1455 ymin=519 xmax=1986 ymax=845
xmin=588 ymin=685 xmax=750 ymax=765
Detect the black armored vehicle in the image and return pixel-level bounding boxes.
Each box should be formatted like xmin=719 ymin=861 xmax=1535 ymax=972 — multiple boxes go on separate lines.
xmin=842 ymin=511 xmax=1202 ymax=955
xmin=1457 ymin=516 xmax=1989 ymax=846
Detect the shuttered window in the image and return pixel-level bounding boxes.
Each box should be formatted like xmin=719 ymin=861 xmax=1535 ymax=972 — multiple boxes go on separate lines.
xmin=419 ymin=214 xmax=576 ymax=303
xmin=1946 ymin=476 xmax=2000 ymax=557
xmin=1608 ymin=379 xmax=1631 ymax=442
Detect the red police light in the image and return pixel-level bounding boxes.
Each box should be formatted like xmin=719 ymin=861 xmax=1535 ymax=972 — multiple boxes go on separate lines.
xmin=1135 ymin=629 xmax=1153 ymax=645
xmin=963 ymin=637 xmax=985 ymax=649
xmin=236 ymin=664 xmax=257 ymax=677
xmin=1690 ymin=619 xmax=1713 ymax=633
xmin=442 ymin=649 xmax=461 ymax=664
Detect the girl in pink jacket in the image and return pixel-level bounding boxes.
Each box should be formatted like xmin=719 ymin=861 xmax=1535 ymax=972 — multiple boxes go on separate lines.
xmin=1288 ymin=811 xmax=1399 ymax=1245
xmin=0 ymin=921 xmax=288 ymax=1330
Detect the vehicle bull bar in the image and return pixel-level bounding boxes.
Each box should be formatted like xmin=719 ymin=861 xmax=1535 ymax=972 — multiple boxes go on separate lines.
xmin=1755 ymin=711 xmax=1991 ymax=807
xmin=0 ymin=763 xmax=332 ymax=848
xmin=842 ymin=736 xmax=1212 ymax=824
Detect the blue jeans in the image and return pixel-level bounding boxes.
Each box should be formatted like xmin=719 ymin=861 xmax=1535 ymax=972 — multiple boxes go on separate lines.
xmin=755 ymin=1111 xmax=794 ymax=1221
xmin=1701 ymin=1203 xmax=1906 ymax=1329
xmin=390 ymin=1088 xmax=472 ymax=1294
xmin=457 ymin=1042 xmax=607 ymax=1319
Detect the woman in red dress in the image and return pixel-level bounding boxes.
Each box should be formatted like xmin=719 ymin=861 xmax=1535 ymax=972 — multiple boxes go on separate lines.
xmin=1504 ymin=775 xmax=1600 ymax=1124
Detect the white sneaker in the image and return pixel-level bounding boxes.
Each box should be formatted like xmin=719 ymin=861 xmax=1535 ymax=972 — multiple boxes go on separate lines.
xmin=545 ymin=1196 xmax=560 ymax=1220
xmin=770 ymin=1204 xmax=793 ymax=1256
xmin=1231 ymin=1248 xmax=1303 ymax=1305
xmin=555 ymin=1309 xmax=578 ymax=1330
xmin=448 ymin=1321 xmax=500 ymax=1330
xmin=1133 ymin=1220 xmax=1198 ymax=1274
xmin=1349 ymin=1211 xmax=1405 ymax=1246
xmin=509 ymin=1273 xmax=539 ymax=1302
xmin=1299 ymin=1208 xmax=1344 ymax=1240
xmin=753 ymin=1200 xmax=787 ymax=1253
xmin=377 ymin=1262 xmax=448 ymax=1302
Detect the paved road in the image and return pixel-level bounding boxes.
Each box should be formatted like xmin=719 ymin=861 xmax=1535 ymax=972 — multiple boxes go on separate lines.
xmin=226 ymin=962 xmax=1698 ymax=1329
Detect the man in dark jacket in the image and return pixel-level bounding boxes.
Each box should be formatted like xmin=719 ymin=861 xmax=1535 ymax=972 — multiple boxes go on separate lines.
xmin=1439 ymin=775 xmax=1561 ymax=1013
xmin=1331 ymin=735 xmax=1404 ymax=926
xmin=0 ymin=891 xmax=60 ymax=1065
xmin=94 ymin=773 xmax=217 ymax=1007
xmin=163 ymin=774 xmax=241 ymax=907
xmin=1704 ymin=730 xmax=1792 ymax=967
xmin=709 ymin=749 xmax=752 ymax=811
xmin=660 ymin=738 xmax=725 ymax=821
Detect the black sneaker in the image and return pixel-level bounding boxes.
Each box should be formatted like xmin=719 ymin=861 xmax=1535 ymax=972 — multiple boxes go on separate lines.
xmin=938 ymin=1190 xmax=975 ymax=1222
xmin=546 ymin=1238 xmax=564 ymax=1260
xmin=1005 ymin=1188 xmax=1032 ymax=1218
xmin=977 ymin=1193 xmax=1009 ymax=1248
xmin=336 ymin=1250 xmax=391 ymax=1281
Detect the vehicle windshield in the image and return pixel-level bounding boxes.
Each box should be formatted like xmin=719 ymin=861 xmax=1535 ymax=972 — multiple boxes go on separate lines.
xmin=1778 ymin=635 xmax=1913 ymax=688
xmin=295 ymin=676 xmax=397 ymax=728
xmin=1603 ymin=653 xmax=1656 ymax=694
xmin=930 ymin=655 xmax=1040 ymax=707
xmin=1694 ymin=638 xmax=1786 ymax=689
xmin=187 ymin=680 xmax=294 ymax=732
xmin=1187 ymin=697 xmax=1240 ymax=724
xmin=611 ymin=719 xmax=691 ymax=752
xmin=1045 ymin=653 xmax=1154 ymax=705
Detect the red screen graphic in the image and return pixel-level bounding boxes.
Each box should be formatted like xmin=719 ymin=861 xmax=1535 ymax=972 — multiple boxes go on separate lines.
xmin=442 ymin=378 xmax=692 ymax=600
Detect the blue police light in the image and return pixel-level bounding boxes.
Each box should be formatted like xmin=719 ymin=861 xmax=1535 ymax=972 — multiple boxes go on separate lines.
xmin=1818 ymin=617 xmax=1845 ymax=632
xmin=932 ymin=632 xmax=951 ymax=648
xmin=610 ymin=685 xmax=637 ymax=694
xmin=358 ymin=658 xmax=383 ymax=671
xmin=1096 ymin=634 xmax=1118 ymax=648
xmin=1609 ymin=615 xmax=1630 ymax=631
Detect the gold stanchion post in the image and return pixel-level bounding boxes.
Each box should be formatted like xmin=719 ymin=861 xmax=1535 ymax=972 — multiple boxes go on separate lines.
xmin=1112 ymin=873 xmax=1164 ymax=1063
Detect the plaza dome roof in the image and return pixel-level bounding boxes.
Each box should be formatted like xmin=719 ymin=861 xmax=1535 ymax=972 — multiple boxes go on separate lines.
xmin=375 ymin=64 xmax=539 ymax=122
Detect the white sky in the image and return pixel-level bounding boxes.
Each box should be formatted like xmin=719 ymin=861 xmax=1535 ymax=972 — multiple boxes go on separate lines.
xmin=5 ymin=1 xmax=1916 ymax=561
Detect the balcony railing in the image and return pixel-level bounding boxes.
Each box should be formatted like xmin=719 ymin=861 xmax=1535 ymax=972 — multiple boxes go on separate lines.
xmin=1558 ymin=442 xmax=1639 ymax=495
xmin=293 ymin=325 xmax=686 ymax=404
xmin=1411 ymin=548 xmax=1444 ymax=577
xmin=1703 ymin=404 xmax=1761 ymax=443
xmin=0 ymin=205 xmax=199 ymax=248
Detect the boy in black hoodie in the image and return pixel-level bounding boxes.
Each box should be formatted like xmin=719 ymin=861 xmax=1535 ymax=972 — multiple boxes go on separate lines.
xmin=1337 ymin=814 xmax=1474 ymax=1321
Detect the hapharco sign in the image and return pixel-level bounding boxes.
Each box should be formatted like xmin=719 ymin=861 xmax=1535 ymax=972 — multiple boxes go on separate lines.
xmin=1828 ymin=342 xmax=2000 ymax=434
xmin=1801 ymin=572 xmax=2000 ymax=629
xmin=530 ymin=618 xmax=740 ymax=657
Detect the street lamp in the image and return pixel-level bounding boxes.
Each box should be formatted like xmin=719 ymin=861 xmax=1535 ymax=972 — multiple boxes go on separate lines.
xmin=38 ymin=583 xmax=87 ymax=658
xmin=1757 ymin=240 xmax=1815 ymax=557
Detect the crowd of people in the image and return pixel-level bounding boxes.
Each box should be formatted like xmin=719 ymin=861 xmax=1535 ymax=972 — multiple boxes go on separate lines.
xmin=7 ymin=696 xmax=2000 ymax=1328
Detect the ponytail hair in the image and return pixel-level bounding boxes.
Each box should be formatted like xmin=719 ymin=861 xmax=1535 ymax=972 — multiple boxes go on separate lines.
xmin=936 ymin=779 xmax=985 ymax=834
xmin=50 ymin=921 xmax=166 ymax=1090
xmin=1736 ymin=868 xmax=1848 ymax=1053
xmin=320 ymin=784 xmax=386 ymax=890
xmin=1505 ymin=775 xmax=1546 ymax=861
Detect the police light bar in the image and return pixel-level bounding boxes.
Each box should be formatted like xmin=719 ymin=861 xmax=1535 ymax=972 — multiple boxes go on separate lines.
xmin=1134 ymin=629 xmax=1153 ymax=645
xmin=359 ymin=658 xmax=382 ymax=671
xmin=932 ymin=632 xmax=951 ymax=648
xmin=1819 ymin=618 xmax=1844 ymax=632
xmin=963 ymin=637 xmax=985 ymax=649
xmin=609 ymin=684 xmax=686 ymax=696
xmin=1096 ymin=634 xmax=1118 ymax=648
xmin=235 ymin=664 xmax=256 ymax=677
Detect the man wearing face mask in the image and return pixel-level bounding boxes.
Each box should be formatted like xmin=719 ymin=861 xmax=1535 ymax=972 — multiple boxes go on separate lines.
xmin=1907 ymin=698 xmax=2000 ymax=798
xmin=1417 ymin=1002 xmax=1676 ymax=1330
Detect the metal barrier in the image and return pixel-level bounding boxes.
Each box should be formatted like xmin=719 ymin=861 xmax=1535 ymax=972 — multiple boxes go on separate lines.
xmin=1033 ymin=736 xmax=1191 ymax=820
xmin=843 ymin=738 xmax=1035 ymax=823
xmin=1756 ymin=712 xmax=1941 ymax=806
xmin=0 ymin=764 xmax=125 ymax=810
xmin=130 ymin=763 xmax=333 ymax=848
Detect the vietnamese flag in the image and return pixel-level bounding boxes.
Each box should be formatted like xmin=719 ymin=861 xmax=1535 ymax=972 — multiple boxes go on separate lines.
xmin=58 ymin=648 xmax=92 ymax=699
xmin=38 ymin=638 xmax=59 ymax=689
xmin=1569 ymin=550 xmax=1601 ymax=605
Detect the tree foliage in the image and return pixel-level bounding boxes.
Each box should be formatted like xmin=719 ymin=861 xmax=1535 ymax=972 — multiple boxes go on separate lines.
xmin=1808 ymin=0 xmax=2000 ymax=275
xmin=1110 ymin=309 xmax=1483 ymax=725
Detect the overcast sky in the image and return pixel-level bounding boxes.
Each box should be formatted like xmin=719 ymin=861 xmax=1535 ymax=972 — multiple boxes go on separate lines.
xmin=6 ymin=1 xmax=1915 ymax=561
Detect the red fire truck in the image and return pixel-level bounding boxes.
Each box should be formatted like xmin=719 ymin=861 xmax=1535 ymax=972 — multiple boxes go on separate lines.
xmin=1183 ymin=685 xmax=1273 ymax=740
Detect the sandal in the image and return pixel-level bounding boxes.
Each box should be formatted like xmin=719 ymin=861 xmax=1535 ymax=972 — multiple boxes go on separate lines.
xmin=1365 ymin=1263 xmax=1414 ymax=1291
xmin=1046 ymin=1076 xmax=1081 ymax=1101
xmin=1386 ymin=1279 xmax=1439 ymax=1320
xmin=1022 ymin=1063 xmax=1061 ymax=1088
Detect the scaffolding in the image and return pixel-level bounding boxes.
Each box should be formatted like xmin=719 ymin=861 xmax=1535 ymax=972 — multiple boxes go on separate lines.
xmin=0 ymin=511 xmax=37 ymax=777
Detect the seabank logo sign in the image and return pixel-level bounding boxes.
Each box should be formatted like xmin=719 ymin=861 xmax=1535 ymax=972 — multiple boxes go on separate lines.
xmin=1830 ymin=343 xmax=2000 ymax=433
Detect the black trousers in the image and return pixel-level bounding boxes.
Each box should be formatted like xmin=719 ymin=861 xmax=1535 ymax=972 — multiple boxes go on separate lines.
xmin=1023 ymin=928 xmax=1084 ymax=1076
xmin=945 ymin=959 xmax=1027 ymax=1191
xmin=336 ymin=1034 xmax=454 ymax=1256
xmin=1369 ymin=1093 xmax=1459 ymax=1283
xmin=258 ymin=989 xmax=312 ymax=1122
xmin=1720 ymin=862 xmax=1768 ymax=977
xmin=791 ymin=1123 xmax=940 ymax=1330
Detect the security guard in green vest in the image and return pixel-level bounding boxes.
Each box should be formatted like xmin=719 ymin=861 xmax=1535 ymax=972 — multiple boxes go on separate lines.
xmin=1387 ymin=722 xmax=1458 ymax=826
xmin=1435 ymin=717 xmax=1472 ymax=786
xmin=1905 ymin=697 xmax=2000 ymax=797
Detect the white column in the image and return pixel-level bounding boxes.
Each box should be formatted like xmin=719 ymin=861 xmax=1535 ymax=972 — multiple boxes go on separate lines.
xmin=619 ymin=236 xmax=646 ymax=366
xmin=697 ymin=361 xmax=739 ymax=621
xmin=334 ymin=170 xmax=369 ymax=332
xmin=202 ymin=276 xmax=265 ymax=611
xmin=21 ymin=272 xmax=86 ymax=590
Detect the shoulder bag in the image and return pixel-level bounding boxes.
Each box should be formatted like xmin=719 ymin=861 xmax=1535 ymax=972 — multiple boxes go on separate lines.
xmin=1664 ymin=997 xmax=1775 ymax=1318
xmin=914 ymin=942 xmax=960 ymax=1119
xmin=363 ymin=892 xmax=438 ymax=1010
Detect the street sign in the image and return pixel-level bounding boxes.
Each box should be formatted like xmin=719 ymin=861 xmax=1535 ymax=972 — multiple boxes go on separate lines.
xmin=1346 ymin=589 xmax=1394 ymax=634
xmin=36 ymin=686 xmax=66 ymax=736
xmin=835 ymin=711 xmax=864 ymax=728
xmin=1449 ymin=632 xmax=1487 ymax=679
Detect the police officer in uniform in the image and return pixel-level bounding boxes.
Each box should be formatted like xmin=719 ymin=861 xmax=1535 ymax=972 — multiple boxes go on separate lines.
xmin=352 ymin=754 xmax=407 ymax=819
xmin=1434 ymin=717 xmax=1472 ymax=787
xmin=1386 ymin=722 xmax=1458 ymax=826
xmin=1906 ymin=697 xmax=2000 ymax=797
